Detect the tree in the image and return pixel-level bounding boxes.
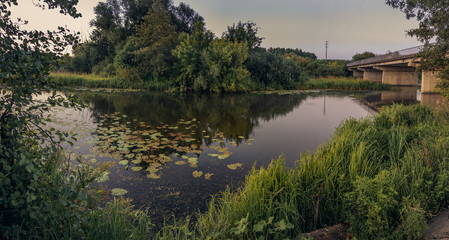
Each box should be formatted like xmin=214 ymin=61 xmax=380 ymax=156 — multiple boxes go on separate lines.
xmin=169 ymin=2 xmax=202 ymax=34
xmin=385 ymin=0 xmax=449 ymax=96
xmin=0 ymin=1 xmax=107 ymax=238
xmin=132 ymin=0 xmax=179 ymax=81
xmin=245 ymin=49 xmax=306 ymax=89
xmin=351 ymin=51 xmax=376 ymax=62
xmin=172 ymin=20 xmax=214 ymax=91
xmin=223 ymin=21 xmax=264 ymax=51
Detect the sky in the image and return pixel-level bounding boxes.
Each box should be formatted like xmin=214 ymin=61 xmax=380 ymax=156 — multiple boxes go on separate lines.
xmin=10 ymin=0 xmax=421 ymax=60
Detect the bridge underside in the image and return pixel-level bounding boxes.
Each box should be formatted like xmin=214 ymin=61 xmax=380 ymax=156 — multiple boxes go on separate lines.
xmin=348 ymin=59 xmax=440 ymax=93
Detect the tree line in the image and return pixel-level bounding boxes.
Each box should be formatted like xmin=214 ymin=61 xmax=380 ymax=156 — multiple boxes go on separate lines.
xmin=61 ymin=0 xmax=350 ymax=92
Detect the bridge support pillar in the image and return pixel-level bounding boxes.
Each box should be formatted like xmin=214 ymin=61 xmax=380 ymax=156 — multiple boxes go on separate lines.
xmin=349 ymin=68 xmax=364 ymax=79
xmin=421 ymin=71 xmax=440 ymax=93
xmin=352 ymin=70 xmax=364 ymax=79
xmin=375 ymin=66 xmax=418 ymax=86
xmin=361 ymin=68 xmax=382 ymax=82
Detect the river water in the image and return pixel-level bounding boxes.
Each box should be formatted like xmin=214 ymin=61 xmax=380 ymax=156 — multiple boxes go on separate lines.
xmin=47 ymin=87 xmax=444 ymax=224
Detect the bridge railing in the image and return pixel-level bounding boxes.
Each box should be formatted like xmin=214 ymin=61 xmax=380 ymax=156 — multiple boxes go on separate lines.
xmin=347 ymin=45 xmax=423 ymax=67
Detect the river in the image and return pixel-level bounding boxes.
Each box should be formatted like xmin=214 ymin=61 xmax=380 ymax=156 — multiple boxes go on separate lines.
xmin=47 ymin=87 xmax=444 ymax=225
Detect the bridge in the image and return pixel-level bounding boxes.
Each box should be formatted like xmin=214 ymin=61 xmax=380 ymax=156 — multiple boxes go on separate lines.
xmin=347 ymin=46 xmax=440 ymax=93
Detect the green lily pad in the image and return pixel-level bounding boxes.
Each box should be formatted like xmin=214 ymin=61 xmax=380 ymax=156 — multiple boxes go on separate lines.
xmin=147 ymin=172 xmax=160 ymax=179
xmin=132 ymin=167 xmax=143 ymax=172
xmin=204 ymin=173 xmax=214 ymax=180
xmin=119 ymin=160 xmax=129 ymax=165
xmin=175 ymin=161 xmax=186 ymax=165
xmin=218 ymin=154 xmax=231 ymax=160
xmin=208 ymin=154 xmax=219 ymax=157
xmin=192 ymin=170 xmax=203 ymax=178
xmin=188 ymin=157 xmax=198 ymax=165
xmin=227 ymin=163 xmax=243 ymax=170
xmin=111 ymin=188 xmax=128 ymax=196
xmin=132 ymin=159 xmax=142 ymax=164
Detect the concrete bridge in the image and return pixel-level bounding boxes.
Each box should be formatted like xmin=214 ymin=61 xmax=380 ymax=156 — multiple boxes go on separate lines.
xmin=347 ymin=46 xmax=440 ymax=93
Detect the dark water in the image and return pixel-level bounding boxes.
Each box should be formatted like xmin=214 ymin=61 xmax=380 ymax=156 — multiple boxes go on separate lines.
xmin=48 ymin=88 xmax=435 ymax=225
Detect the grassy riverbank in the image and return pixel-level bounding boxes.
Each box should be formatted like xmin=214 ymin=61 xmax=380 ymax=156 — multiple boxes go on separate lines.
xmin=189 ymin=104 xmax=449 ymax=239
xmin=49 ymin=72 xmax=173 ymax=90
xmin=86 ymin=104 xmax=449 ymax=239
xmin=50 ymin=73 xmax=391 ymax=92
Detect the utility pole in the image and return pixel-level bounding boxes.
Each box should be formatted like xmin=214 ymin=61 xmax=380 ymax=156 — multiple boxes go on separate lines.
xmin=325 ymin=41 xmax=329 ymax=60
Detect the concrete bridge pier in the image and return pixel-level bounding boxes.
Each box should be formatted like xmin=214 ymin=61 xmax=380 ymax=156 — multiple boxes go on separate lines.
xmin=374 ymin=66 xmax=418 ymax=86
xmin=422 ymin=71 xmax=440 ymax=93
xmin=359 ymin=68 xmax=382 ymax=82
xmin=350 ymin=68 xmax=364 ymax=79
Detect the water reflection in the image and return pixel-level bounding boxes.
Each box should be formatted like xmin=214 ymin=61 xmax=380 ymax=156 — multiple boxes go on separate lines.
xmin=60 ymin=91 xmax=373 ymax=226
xmin=358 ymin=86 xmax=419 ymax=109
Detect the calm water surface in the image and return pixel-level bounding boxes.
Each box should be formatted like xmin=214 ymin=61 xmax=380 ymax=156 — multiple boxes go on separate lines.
xmin=48 ymin=89 xmax=429 ymax=224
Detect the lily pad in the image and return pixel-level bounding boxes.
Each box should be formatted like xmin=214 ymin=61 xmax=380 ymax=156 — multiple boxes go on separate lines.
xmin=208 ymin=154 xmax=219 ymax=157
xmin=204 ymin=173 xmax=214 ymax=180
xmin=192 ymin=171 xmax=203 ymax=178
xmin=175 ymin=161 xmax=186 ymax=165
xmin=111 ymin=188 xmax=128 ymax=196
xmin=119 ymin=160 xmax=129 ymax=165
xmin=131 ymin=159 xmax=142 ymax=164
xmin=227 ymin=163 xmax=243 ymax=170
xmin=132 ymin=166 xmax=143 ymax=172
xmin=218 ymin=153 xmax=231 ymax=160
xmin=147 ymin=172 xmax=160 ymax=179
xmin=188 ymin=157 xmax=198 ymax=165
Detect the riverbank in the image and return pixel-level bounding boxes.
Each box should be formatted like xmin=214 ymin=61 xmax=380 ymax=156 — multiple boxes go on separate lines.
xmin=87 ymin=103 xmax=449 ymax=239
xmin=49 ymin=73 xmax=392 ymax=92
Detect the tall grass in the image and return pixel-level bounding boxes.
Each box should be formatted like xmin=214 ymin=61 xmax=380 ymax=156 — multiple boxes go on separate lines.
xmin=86 ymin=197 xmax=153 ymax=240
xmin=195 ymin=104 xmax=449 ymax=239
xmin=300 ymin=77 xmax=392 ymax=91
xmin=50 ymin=72 xmax=173 ymax=90
xmin=51 ymin=73 xmax=392 ymax=92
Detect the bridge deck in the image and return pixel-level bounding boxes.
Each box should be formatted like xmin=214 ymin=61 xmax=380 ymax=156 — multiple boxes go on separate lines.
xmin=347 ymin=45 xmax=423 ymax=67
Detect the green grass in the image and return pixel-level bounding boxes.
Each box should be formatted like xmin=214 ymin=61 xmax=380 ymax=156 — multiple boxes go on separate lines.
xmin=49 ymin=72 xmax=173 ymax=90
xmin=191 ymin=104 xmax=449 ymax=239
xmin=51 ymin=73 xmax=392 ymax=92
xmin=299 ymin=77 xmax=392 ymax=91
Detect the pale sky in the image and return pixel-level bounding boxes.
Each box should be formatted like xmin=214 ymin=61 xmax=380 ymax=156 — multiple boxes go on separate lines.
xmin=10 ymin=0 xmax=421 ymax=59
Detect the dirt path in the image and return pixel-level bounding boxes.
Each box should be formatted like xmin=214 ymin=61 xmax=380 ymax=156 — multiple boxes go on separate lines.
xmin=424 ymin=209 xmax=449 ymax=240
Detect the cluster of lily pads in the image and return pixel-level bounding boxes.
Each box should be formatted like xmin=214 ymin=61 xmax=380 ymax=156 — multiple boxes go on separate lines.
xmin=90 ymin=112 xmax=251 ymax=182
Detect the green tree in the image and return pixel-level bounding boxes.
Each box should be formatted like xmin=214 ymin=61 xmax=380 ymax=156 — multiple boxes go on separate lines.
xmin=169 ymin=2 xmax=202 ymax=34
xmin=351 ymin=51 xmax=376 ymax=62
xmin=245 ymin=49 xmax=306 ymax=89
xmin=132 ymin=0 xmax=179 ymax=81
xmin=172 ymin=20 xmax=214 ymax=91
xmin=0 ymin=1 xmax=108 ymax=238
xmin=385 ymin=0 xmax=449 ymax=96
xmin=223 ymin=21 xmax=264 ymax=51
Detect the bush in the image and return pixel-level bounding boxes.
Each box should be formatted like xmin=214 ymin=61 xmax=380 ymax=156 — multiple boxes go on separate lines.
xmin=246 ymin=49 xmax=307 ymax=89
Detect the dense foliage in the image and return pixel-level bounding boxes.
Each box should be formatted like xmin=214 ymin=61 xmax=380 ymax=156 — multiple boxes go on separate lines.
xmin=386 ymin=0 xmax=449 ymax=97
xmin=61 ymin=0 xmax=336 ymax=92
xmin=351 ymin=51 xmax=376 ymax=62
xmin=0 ymin=1 xmax=112 ymax=238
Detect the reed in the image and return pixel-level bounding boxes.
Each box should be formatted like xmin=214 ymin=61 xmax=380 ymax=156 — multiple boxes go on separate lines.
xmin=195 ymin=104 xmax=449 ymax=239
xmin=49 ymin=72 xmax=173 ymax=90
